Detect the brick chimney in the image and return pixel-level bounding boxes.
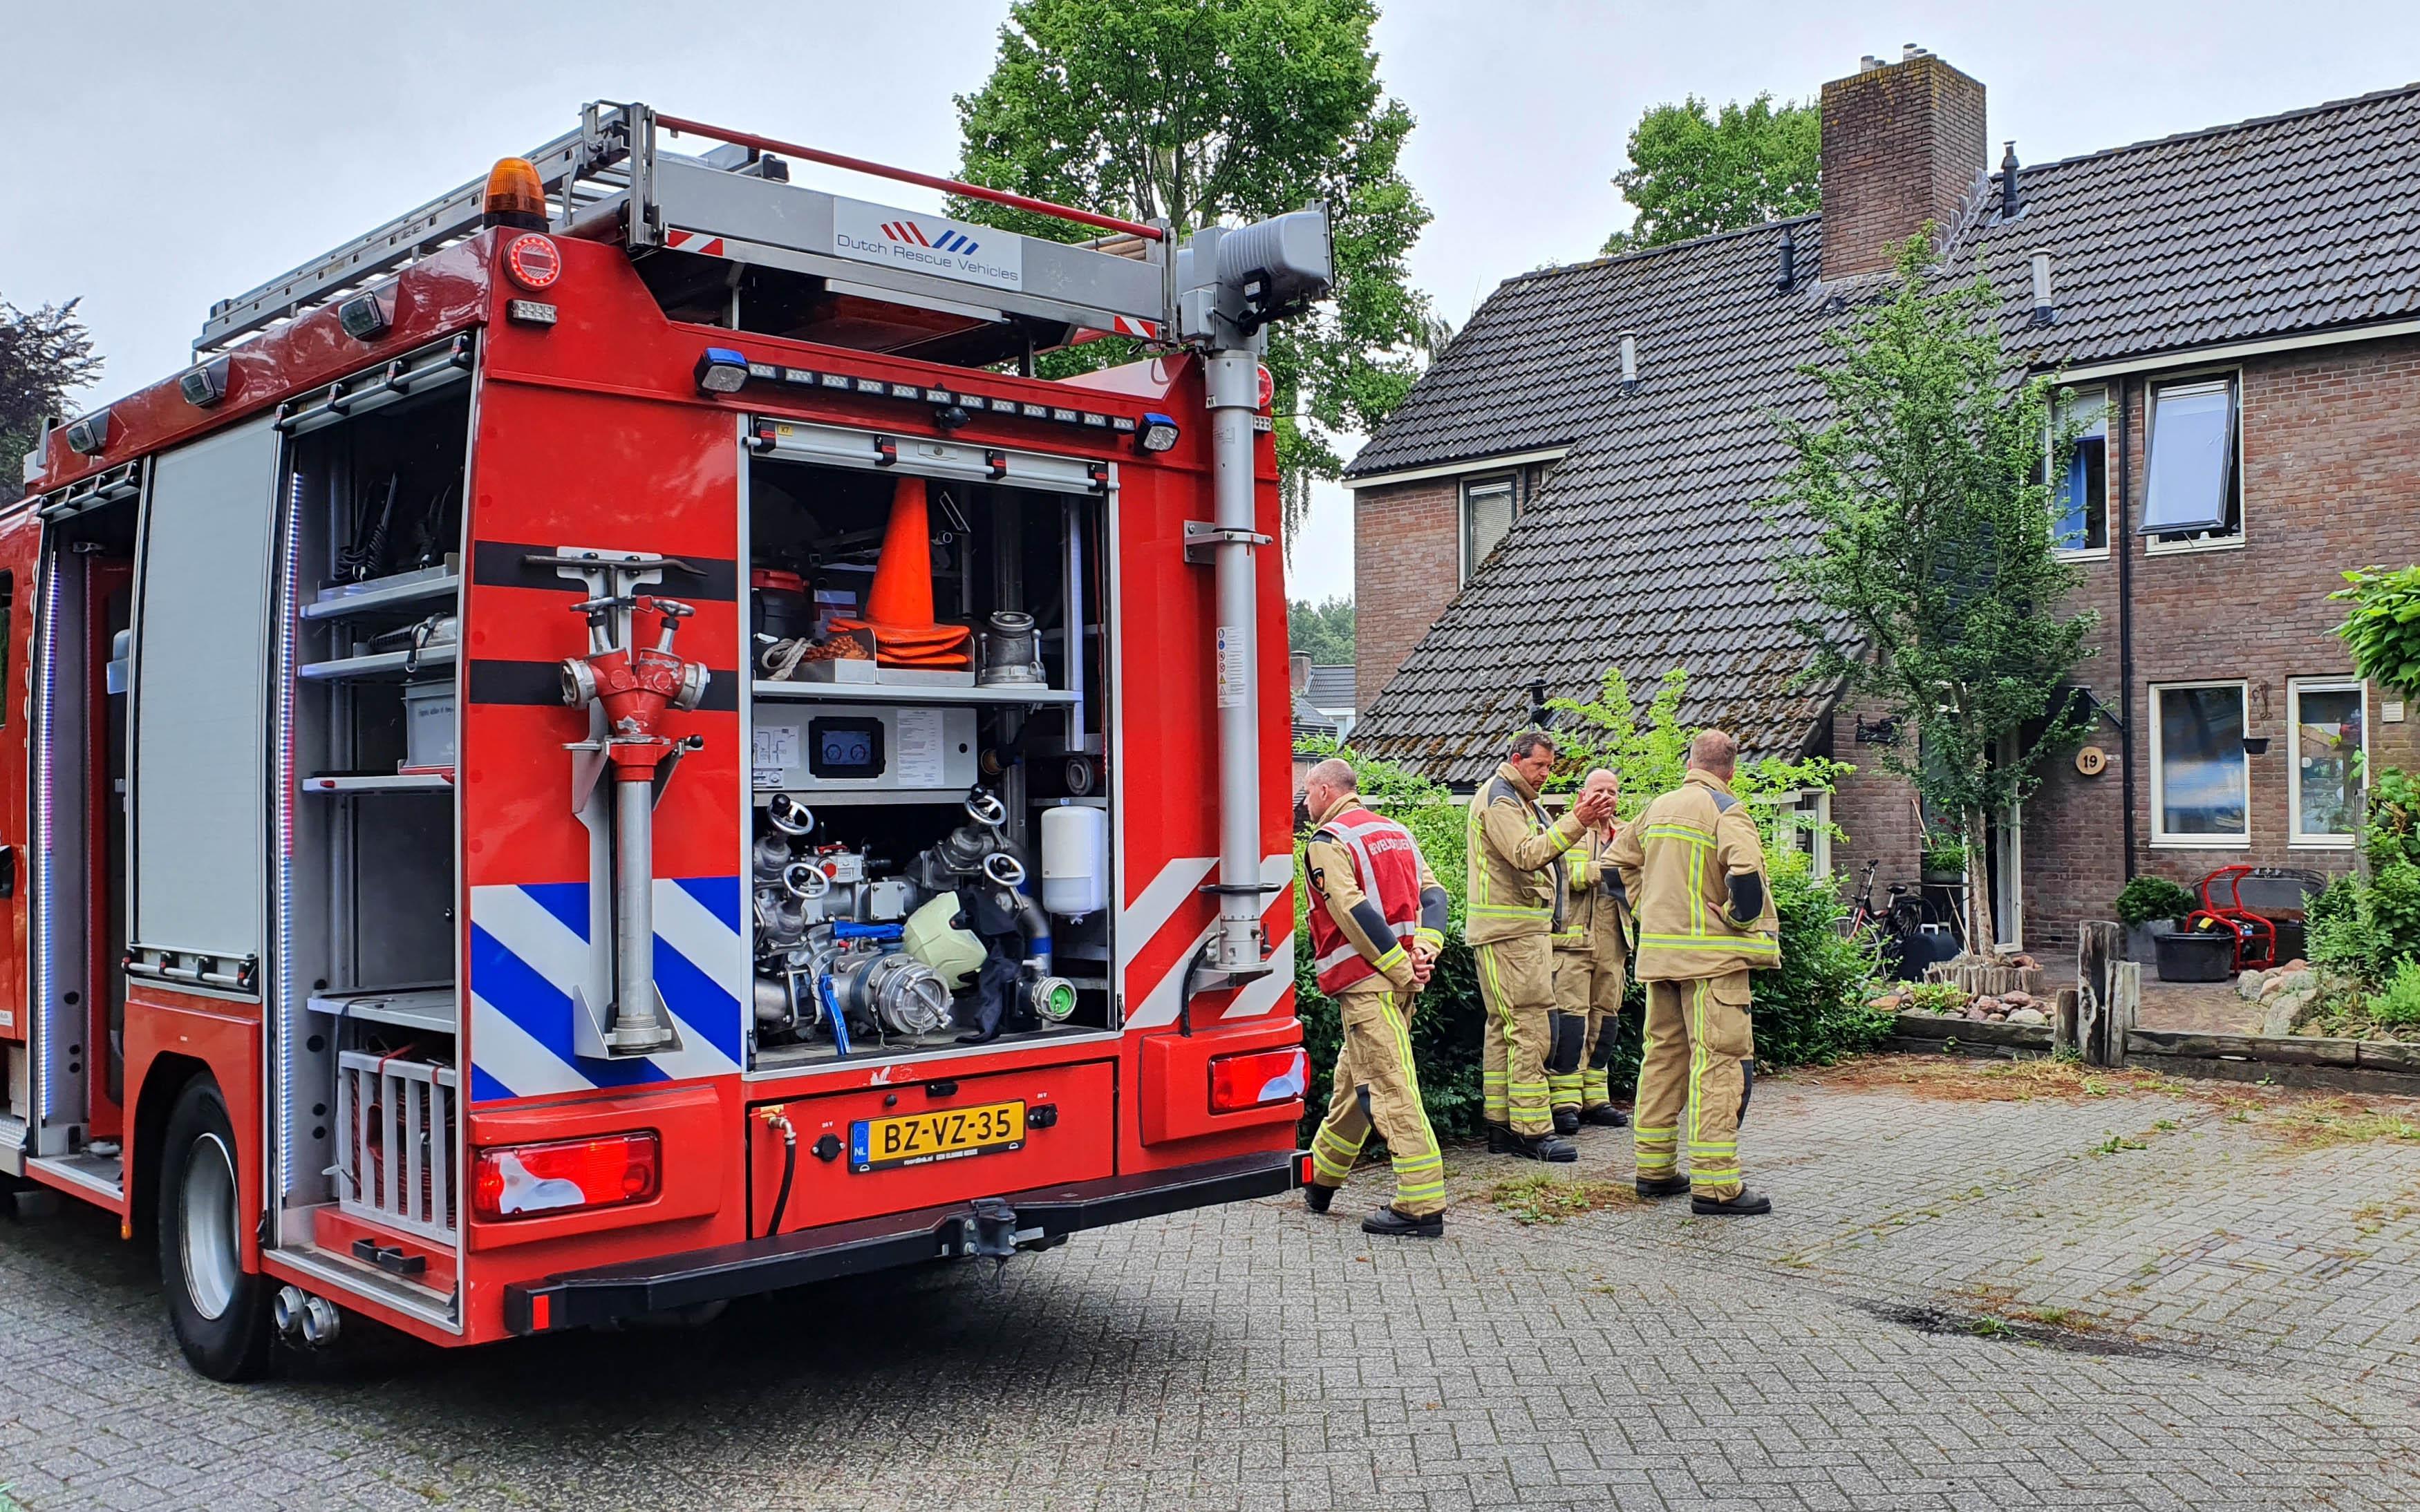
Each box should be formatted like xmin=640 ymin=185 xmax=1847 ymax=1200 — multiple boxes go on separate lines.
xmin=1289 ymin=650 xmax=1313 ymax=695
xmin=1819 ymin=48 xmax=1987 ymax=278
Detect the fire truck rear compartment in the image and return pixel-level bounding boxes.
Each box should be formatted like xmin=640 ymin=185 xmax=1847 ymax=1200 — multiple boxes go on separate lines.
xmin=743 ymin=448 xmax=1114 ymax=1072
xmin=273 ymin=384 xmax=470 ymax=1314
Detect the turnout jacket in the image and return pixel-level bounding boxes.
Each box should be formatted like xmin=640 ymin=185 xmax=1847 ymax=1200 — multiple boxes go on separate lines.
xmin=1463 ymin=763 xmax=1588 ymax=947
xmin=1553 ymin=827 xmax=1633 ymax=967
xmin=1608 ymin=769 xmax=1779 ymax=980
xmin=1304 ymin=793 xmax=1448 ymax=994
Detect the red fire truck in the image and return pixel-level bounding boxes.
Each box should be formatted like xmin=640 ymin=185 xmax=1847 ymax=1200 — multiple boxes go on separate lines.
xmin=3 ymin=103 xmax=1325 ymax=1379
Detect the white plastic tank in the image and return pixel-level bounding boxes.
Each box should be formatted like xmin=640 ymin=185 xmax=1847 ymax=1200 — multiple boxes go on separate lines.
xmin=1040 ymin=804 xmax=1109 ymax=918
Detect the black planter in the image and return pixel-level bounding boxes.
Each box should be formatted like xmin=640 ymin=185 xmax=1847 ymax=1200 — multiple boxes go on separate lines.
xmin=2155 ymin=928 xmax=2235 ymax=983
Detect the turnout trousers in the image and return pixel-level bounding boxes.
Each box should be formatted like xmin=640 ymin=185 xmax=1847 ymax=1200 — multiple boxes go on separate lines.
xmin=1308 ymin=983 xmax=1446 ymax=1217
xmin=1633 ymin=970 xmax=1754 ymax=1201
xmin=1474 ymin=936 xmax=1555 ymax=1137
xmin=1549 ymin=952 xmax=1626 ymax=1112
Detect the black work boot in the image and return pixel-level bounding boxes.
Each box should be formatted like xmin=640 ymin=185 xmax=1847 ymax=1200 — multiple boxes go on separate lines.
xmin=1691 ymin=1187 xmax=1773 ymax=1216
xmin=1362 ymin=1206 xmax=1444 ymax=1239
xmin=1635 ymin=1173 xmax=1691 ymax=1199
xmin=1304 ymin=1182 xmax=1335 ymax=1215
xmin=1484 ymin=1122 xmax=1519 ymax=1155
xmin=1553 ymin=1108 xmax=1581 ymax=1136
xmin=1579 ymin=1106 xmax=1630 ymax=1128
xmin=1512 ymin=1133 xmax=1579 ymax=1163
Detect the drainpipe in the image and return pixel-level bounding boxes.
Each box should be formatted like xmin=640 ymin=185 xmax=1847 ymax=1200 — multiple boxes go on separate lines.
xmin=2117 ymin=377 xmax=2137 ymax=881
xmin=1205 ymin=349 xmax=1266 ymax=973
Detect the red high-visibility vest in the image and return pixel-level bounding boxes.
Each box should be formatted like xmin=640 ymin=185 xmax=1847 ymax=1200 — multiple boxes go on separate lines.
xmin=1306 ymin=806 xmax=1425 ymax=993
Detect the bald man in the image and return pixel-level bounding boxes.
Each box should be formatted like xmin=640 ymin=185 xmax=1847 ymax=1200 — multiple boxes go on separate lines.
xmin=1297 ymin=757 xmax=1453 ymax=1237
xmin=1608 ymin=730 xmax=1779 ymax=1216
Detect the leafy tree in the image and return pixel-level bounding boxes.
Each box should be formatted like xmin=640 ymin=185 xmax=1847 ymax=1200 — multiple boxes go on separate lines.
xmin=1773 ymin=238 xmax=2097 ymax=956
xmin=0 ymin=296 xmax=103 ymax=484
xmin=2332 ymin=565 xmax=2420 ymax=697
xmin=1286 ymin=594 xmax=1355 ymax=664
xmin=952 ymin=0 xmax=1440 ymax=538
xmin=1601 ymin=93 xmax=1819 ymax=254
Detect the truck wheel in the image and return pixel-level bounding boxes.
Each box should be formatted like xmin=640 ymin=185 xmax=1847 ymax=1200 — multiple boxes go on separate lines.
xmin=156 ymin=1077 xmax=274 ymax=1381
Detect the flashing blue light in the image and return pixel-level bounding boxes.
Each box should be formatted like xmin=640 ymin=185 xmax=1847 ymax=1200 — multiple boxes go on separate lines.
xmin=695 ymin=348 xmax=751 ymax=395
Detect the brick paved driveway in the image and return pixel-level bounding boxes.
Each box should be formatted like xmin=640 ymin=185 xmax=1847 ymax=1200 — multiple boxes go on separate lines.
xmin=4 ymin=1059 xmax=2419 ymax=1511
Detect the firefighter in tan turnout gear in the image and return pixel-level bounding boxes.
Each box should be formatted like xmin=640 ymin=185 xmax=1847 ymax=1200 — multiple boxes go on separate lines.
xmin=1548 ymin=768 xmax=1632 ymax=1134
xmin=1608 ymin=730 xmax=1781 ymax=1216
xmin=1297 ymin=759 xmax=1455 ymax=1238
xmin=1466 ymin=730 xmax=1617 ymax=1162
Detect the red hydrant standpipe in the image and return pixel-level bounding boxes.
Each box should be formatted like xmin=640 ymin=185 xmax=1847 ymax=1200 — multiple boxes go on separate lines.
xmin=561 ymin=594 xmax=709 ymax=1052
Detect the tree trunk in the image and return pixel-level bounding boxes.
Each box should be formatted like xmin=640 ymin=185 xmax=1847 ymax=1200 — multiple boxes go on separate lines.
xmin=1962 ymin=806 xmax=1994 ymax=961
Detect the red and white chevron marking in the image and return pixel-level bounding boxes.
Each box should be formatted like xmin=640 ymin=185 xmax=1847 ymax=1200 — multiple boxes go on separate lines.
xmin=1110 ymin=315 xmax=1159 ymax=338
xmin=664 ymin=228 xmax=728 ymax=257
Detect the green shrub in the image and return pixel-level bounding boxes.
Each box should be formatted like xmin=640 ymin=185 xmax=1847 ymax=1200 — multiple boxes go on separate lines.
xmin=2367 ymin=958 xmax=2420 ymax=1027
xmin=1921 ymin=838 xmax=1971 ymax=876
xmin=2309 ymin=766 xmax=2420 ymax=992
xmin=2114 ymin=876 xmax=2197 ymax=929
xmin=1292 ymin=668 xmax=1884 ymax=1143
xmin=1904 ymin=981 xmax=1967 ymax=1015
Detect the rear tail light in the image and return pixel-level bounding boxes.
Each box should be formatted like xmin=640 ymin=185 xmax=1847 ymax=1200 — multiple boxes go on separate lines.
xmin=473 ymin=1132 xmax=661 ymax=1220
xmin=1208 ymin=1046 xmax=1308 ymax=1113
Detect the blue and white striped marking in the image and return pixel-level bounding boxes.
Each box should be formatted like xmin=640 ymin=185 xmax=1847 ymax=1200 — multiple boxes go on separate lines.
xmin=468 ymin=876 xmax=747 ymax=1103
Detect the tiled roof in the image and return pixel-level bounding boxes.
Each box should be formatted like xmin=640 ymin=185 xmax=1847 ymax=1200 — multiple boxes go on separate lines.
xmin=1962 ymin=84 xmax=2420 ymax=368
xmin=1351 ymin=218 xmax=1846 ymax=783
xmin=1304 ymin=663 xmax=1356 ymax=711
xmin=1349 ymin=82 xmax=2420 ymax=786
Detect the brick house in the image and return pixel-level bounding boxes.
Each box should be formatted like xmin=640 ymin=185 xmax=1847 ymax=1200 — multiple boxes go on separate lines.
xmin=1344 ymin=49 xmax=2420 ymax=959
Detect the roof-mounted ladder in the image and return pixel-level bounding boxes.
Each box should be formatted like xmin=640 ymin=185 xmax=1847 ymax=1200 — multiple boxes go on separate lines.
xmin=195 ymin=102 xmax=1176 ymax=357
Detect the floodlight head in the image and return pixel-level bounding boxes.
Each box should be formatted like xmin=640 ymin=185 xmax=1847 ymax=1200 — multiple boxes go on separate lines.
xmin=1214 ymin=207 xmax=1333 ymax=332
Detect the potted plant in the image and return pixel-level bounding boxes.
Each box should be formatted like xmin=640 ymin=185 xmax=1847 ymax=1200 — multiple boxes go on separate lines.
xmin=1920 ymin=837 xmax=1969 ymax=885
xmin=2114 ymin=876 xmax=2198 ymax=965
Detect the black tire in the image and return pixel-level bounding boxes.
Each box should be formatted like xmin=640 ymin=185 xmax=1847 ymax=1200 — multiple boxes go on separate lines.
xmin=156 ymin=1077 xmax=274 ymax=1381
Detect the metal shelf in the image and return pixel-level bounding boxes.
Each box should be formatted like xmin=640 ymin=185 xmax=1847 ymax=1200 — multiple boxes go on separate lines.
xmin=753 ymin=679 xmax=1077 ymax=706
xmin=306 ymin=985 xmax=456 ymax=1035
xmin=302 ymin=772 xmax=453 ymax=794
xmin=299 ymin=645 xmax=457 ymax=681
xmin=302 ymin=567 xmax=460 ymax=621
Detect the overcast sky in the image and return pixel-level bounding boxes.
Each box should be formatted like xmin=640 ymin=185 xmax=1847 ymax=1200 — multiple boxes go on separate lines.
xmin=8 ymin=1 xmax=2419 ymax=605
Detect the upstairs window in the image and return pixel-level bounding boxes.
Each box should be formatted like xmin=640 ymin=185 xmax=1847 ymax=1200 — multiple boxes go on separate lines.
xmin=2051 ymin=387 xmax=2108 ymax=554
xmin=1460 ymin=476 xmax=1516 ymax=583
xmin=2139 ymin=376 xmax=2241 ymax=545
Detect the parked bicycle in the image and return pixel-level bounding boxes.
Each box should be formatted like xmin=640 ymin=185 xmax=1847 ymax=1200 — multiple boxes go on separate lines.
xmin=1840 ymin=860 xmax=1962 ymax=979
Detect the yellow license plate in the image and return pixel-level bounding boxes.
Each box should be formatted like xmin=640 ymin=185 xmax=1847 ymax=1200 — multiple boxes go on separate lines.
xmin=850 ymin=1100 xmax=1026 ymax=1173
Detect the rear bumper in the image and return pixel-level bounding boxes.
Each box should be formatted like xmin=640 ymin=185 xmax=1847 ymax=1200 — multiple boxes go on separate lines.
xmin=503 ymin=1148 xmax=1300 ymax=1334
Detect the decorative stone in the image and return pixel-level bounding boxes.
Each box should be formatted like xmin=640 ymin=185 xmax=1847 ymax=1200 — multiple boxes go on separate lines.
xmin=2237 ymin=970 xmax=2269 ymax=1002
xmin=2008 ymin=1007 xmax=2048 ymax=1026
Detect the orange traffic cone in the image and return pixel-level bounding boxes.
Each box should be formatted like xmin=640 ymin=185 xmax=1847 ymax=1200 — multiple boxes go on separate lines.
xmin=832 ymin=477 xmax=973 ymax=670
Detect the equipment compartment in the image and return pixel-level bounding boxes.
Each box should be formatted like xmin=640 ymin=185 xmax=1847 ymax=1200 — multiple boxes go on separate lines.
xmin=271 ymin=373 xmax=469 ymax=1279
xmin=745 ymin=441 xmax=1115 ymax=1071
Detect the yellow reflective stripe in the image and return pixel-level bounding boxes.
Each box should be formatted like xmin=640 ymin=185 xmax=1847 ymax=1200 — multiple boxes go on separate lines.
xmin=1470 ymin=904 xmax=1550 ymax=917
xmin=1413 ymin=927 xmax=1443 ymax=949
xmin=1638 ymin=932 xmax=1780 ymax=954
xmin=1644 ymin=824 xmax=1716 ymax=848
xmin=1372 ymin=944 xmax=1407 ymax=974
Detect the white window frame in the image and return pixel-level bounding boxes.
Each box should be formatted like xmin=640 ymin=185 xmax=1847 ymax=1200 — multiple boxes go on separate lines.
xmin=2287 ymin=677 xmax=2370 ymax=849
xmin=2148 ymin=679 xmax=2252 ymax=849
xmin=2141 ymin=369 xmax=2247 ymax=556
xmin=2049 ymin=384 xmax=2110 ymax=561
xmin=1769 ymin=789 xmax=1832 ymax=878
xmin=1458 ymin=473 xmax=1517 ymax=584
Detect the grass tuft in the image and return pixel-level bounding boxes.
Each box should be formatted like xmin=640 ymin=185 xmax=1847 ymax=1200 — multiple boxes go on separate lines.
xmin=1488 ymin=1174 xmax=1639 ymax=1225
